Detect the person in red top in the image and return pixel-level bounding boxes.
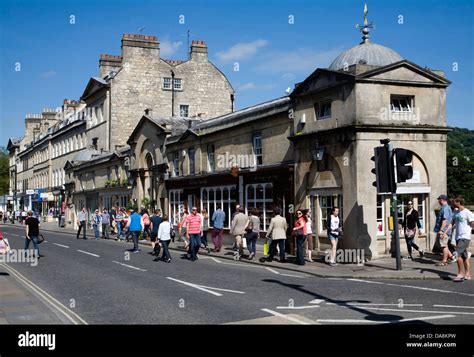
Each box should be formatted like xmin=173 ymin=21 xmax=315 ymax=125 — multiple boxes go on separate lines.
xmin=142 ymin=209 xmax=151 ymax=240
xmin=292 ymin=209 xmax=308 ymax=265
xmin=185 ymin=207 xmax=202 ymax=262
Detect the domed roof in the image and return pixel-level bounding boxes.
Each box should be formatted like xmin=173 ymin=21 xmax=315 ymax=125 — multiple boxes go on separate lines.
xmin=329 ymin=3 xmax=403 ymax=71
xmin=329 ymin=42 xmax=402 ymax=71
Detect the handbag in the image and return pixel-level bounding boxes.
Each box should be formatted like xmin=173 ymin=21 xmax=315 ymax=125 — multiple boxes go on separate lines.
xmin=263 ymin=240 xmax=269 ymax=255
xmin=405 ymin=228 xmax=416 ymax=239
xmin=242 ymin=237 xmax=247 ymax=249
xmin=37 ymin=234 xmax=45 ymax=244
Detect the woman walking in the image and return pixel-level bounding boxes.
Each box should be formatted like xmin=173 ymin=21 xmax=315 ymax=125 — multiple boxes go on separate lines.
xmin=292 ymin=209 xmax=307 ymax=265
xmin=154 ymin=214 xmax=172 ymax=263
xmin=142 ymin=209 xmax=151 ymax=240
xmin=92 ymin=209 xmax=101 ymax=240
xmin=305 ymin=210 xmax=313 ymax=262
xmin=327 ymin=207 xmax=342 ymax=266
xmin=200 ymin=208 xmax=210 ymax=253
xmin=245 ymin=208 xmax=260 ymax=260
xmin=402 ymin=201 xmax=424 ymax=260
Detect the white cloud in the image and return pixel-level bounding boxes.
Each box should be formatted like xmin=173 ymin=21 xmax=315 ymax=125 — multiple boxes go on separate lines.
xmin=216 ymin=39 xmax=268 ymax=62
xmin=254 ymin=47 xmax=342 ymax=74
xmin=40 ymin=70 xmax=56 ymax=78
xmin=160 ymin=40 xmax=183 ymax=57
xmin=238 ymin=82 xmax=277 ymax=91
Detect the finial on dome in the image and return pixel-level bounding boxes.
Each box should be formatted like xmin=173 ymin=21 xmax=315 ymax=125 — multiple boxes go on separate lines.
xmin=356 ymin=2 xmax=374 ymax=44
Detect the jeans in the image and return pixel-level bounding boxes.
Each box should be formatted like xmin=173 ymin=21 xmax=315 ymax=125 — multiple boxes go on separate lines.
xmin=24 ymin=236 xmax=39 ymax=257
xmin=212 ymin=228 xmax=223 ymax=250
xmin=102 ymin=224 xmax=110 ymax=239
xmin=188 ymin=233 xmax=201 ymax=260
xmin=161 ymin=240 xmax=171 ymax=260
xmin=143 ymin=225 xmax=150 ymax=240
xmin=268 ymin=239 xmax=285 ymax=261
xmin=405 ymin=238 xmax=420 ymax=256
xmin=93 ymin=224 xmax=100 ymax=239
xmin=132 ymin=231 xmax=140 ymax=251
xmin=201 ymin=230 xmax=209 ymax=247
xmin=116 ymin=222 xmax=123 ymax=238
xmin=296 ymin=234 xmax=307 ymax=265
xmin=246 ymin=231 xmax=258 ymax=255
xmin=77 ymin=221 xmax=86 ymax=239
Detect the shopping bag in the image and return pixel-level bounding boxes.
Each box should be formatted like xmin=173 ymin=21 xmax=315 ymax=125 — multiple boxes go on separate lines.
xmin=242 ymin=237 xmax=247 ymax=249
xmin=263 ymin=241 xmax=269 ymax=255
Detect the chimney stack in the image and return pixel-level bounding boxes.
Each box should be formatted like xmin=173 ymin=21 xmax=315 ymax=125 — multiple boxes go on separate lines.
xmin=121 ymin=33 xmax=160 ymax=63
xmin=190 ymin=40 xmax=208 ymax=61
xmin=99 ymin=54 xmax=122 ymax=78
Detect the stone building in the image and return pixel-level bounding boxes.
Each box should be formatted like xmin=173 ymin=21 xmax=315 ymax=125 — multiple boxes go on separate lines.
xmin=289 ymin=14 xmax=450 ymax=258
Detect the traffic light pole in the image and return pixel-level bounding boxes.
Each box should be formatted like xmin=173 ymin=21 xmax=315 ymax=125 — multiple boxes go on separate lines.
xmin=386 ymin=142 xmax=402 ymax=270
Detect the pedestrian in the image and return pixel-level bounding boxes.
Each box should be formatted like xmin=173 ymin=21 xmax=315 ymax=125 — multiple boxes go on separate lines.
xmin=327 ymin=207 xmax=342 ymax=266
xmin=101 ymin=208 xmax=110 ymax=239
xmin=114 ymin=208 xmax=125 ymax=241
xmin=265 ymin=208 xmax=287 ymax=263
xmin=21 ymin=210 xmax=27 ymax=224
xmin=434 ymin=195 xmax=454 ymax=266
xmin=24 ymin=211 xmax=42 ymax=259
xmin=150 ymin=209 xmax=163 ymax=254
xmin=178 ymin=209 xmax=189 ymax=247
xmin=142 ymin=209 xmax=151 ymax=240
xmin=76 ymin=207 xmax=87 ymax=240
xmin=92 ymin=209 xmax=101 ymax=240
xmin=154 ymin=214 xmax=172 ymax=263
xmin=245 ymin=208 xmax=260 ymax=260
xmin=126 ymin=209 xmax=143 ymax=253
xmin=230 ymin=207 xmax=248 ymax=260
xmin=402 ymin=201 xmax=424 ymax=260
xmin=292 ymin=209 xmax=308 ymax=265
xmin=211 ymin=204 xmax=225 ymax=252
xmin=0 ymin=231 xmax=11 ymax=255
xmin=110 ymin=206 xmax=117 ymax=235
xmin=200 ymin=208 xmax=210 ymax=253
xmin=449 ymin=196 xmax=473 ymax=282
xmin=305 ymin=210 xmax=314 ymax=262
xmin=185 ymin=206 xmax=202 ymax=262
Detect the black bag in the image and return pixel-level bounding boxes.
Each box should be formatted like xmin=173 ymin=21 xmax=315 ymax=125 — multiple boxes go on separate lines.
xmin=37 ymin=234 xmax=45 ymax=244
xmin=170 ymin=226 xmax=176 ymax=239
xmin=153 ymin=241 xmax=161 ymax=255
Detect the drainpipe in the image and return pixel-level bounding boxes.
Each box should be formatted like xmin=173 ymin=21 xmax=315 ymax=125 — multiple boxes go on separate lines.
xmin=171 ymin=70 xmax=175 ymax=117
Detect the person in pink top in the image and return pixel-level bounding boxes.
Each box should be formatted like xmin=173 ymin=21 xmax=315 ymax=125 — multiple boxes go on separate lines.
xmin=292 ymin=209 xmax=308 ymax=265
xmin=185 ymin=207 xmax=202 ymax=262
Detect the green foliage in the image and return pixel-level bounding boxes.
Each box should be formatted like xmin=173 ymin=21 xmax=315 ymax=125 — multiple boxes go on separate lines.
xmin=447 ymin=127 xmax=474 ymax=204
xmin=127 ymin=200 xmax=138 ymax=212
xmin=141 ymin=197 xmax=152 ymax=209
xmin=0 ymin=147 xmax=9 ymax=195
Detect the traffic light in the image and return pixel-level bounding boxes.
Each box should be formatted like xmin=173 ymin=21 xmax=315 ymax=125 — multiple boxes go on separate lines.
xmin=395 ymin=149 xmax=413 ymax=183
xmin=371 ymin=146 xmax=393 ymax=193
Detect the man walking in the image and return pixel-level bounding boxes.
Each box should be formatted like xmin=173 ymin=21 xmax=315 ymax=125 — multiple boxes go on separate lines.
xmin=25 ymin=211 xmax=42 ymax=259
xmin=101 ymin=208 xmax=110 ymax=239
xmin=230 ymin=207 xmax=249 ymax=260
xmin=434 ymin=195 xmax=454 ymax=266
xmin=150 ymin=209 xmax=163 ymax=253
xmin=185 ymin=207 xmax=202 ymax=262
xmin=265 ymin=208 xmax=287 ymax=263
xmin=76 ymin=207 xmax=87 ymax=240
xmin=211 ymin=204 xmax=225 ymax=252
xmin=450 ymin=196 xmax=473 ymax=282
xmin=114 ymin=208 xmax=125 ymax=241
xmin=127 ymin=209 xmax=143 ymax=253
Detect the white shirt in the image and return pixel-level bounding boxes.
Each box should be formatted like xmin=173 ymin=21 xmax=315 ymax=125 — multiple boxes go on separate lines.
xmin=330 ymin=215 xmax=340 ymax=232
xmin=454 ymin=208 xmax=474 ymax=241
xmin=158 ymin=221 xmax=171 ymax=241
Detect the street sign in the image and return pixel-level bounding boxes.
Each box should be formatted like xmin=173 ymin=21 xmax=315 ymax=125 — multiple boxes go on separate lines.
xmin=26 ymin=190 xmax=35 ymax=195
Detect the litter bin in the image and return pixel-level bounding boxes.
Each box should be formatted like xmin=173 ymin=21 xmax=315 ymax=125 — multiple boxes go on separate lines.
xmin=60 ymin=214 xmax=65 ymax=228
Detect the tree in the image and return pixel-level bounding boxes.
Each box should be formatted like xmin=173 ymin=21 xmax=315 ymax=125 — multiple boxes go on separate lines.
xmin=0 ymin=147 xmax=9 ymax=195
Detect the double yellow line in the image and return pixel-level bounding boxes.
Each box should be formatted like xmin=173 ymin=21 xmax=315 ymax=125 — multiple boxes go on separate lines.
xmin=1 ymin=263 xmax=88 ymax=325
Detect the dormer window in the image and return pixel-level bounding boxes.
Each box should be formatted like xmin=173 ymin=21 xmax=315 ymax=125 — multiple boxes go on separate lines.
xmin=391 ymin=95 xmax=414 ymax=112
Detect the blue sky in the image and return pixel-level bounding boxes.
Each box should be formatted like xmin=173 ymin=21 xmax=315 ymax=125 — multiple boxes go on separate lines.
xmin=0 ymin=0 xmax=473 ymax=145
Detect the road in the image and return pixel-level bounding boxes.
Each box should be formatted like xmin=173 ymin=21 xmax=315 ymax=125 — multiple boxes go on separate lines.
xmin=1 ymin=223 xmax=473 ymax=325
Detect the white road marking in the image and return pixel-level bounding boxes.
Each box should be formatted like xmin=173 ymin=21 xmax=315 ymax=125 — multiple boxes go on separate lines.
xmin=261 ymin=308 xmax=311 ymax=325
xmin=166 ymin=277 xmax=245 ymax=297
xmin=354 ymin=306 xmax=474 ymax=316
xmin=0 ymin=263 xmax=87 ymax=325
xmin=345 ymin=303 xmax=423 ymax=307
xmin=53 ymin=243 xmax=69 ymax=248
xmin=281 ymin=273 xmax=305 ymax=278
xmin=276 ymin=305 xmax=320 ymax=310
xmin=433 ymin=304 xmax=474 ymax=309
xmin=112 ymin=260 xmax=147 ymax=272
xmin=317 ymin=315 xmax=454 ymax=324
xmin=210 ymin=257 xmax=222 ymax=263
xmin=265 ymin=267 xmax=281 ymax=275
xmin=77 ymin=250 xmax=100 ymax=258
xmin=347 ymin=278 xmax=474 ymax=297
xmin=9 ymin=233 xmax=19 ymax=237
xmin=309 ymin=299 xmax=325 ymax=304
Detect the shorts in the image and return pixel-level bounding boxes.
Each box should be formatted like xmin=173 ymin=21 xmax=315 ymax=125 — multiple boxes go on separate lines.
xmin=455 ymin=239 xmax=470 ymax=260
xmin=328 ymin=233 xmax=339 ymax=241
xmin=438 ymin=232 xmax=450 ymax=248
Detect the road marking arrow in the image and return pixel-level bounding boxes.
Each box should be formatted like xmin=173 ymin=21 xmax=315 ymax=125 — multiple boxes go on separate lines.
xmin=166 ymin=277 xmax=245 ymax=297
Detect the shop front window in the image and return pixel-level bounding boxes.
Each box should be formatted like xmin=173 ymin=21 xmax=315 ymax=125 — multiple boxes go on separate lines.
xmin=318 ymin=194 xmax=343 ymax=234
xmin=201 ymin=185 xmax=236 ymax=229
xmin=169 ymin=190 xmax=183 ymax=226
xmin=377 ymin=195 xmax=385 ymax=236
xmin=245 ymin=183 xmax=273 ymax=231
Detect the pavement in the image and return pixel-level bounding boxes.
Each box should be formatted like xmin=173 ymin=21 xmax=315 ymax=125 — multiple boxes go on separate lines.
xmin=8 ymin=220 xmax=466 ymax=280
xmin=0 ymin=222 xmax=473 ymax=325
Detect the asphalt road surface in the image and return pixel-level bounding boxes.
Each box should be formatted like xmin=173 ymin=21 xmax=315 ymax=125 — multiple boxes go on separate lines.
xmin=1 ymin=224 xmax=473 ymax=325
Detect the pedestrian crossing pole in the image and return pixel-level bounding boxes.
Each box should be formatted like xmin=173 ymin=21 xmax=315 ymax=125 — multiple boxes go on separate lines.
xmin=383 ymin=139 xmax=402 ymax=270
